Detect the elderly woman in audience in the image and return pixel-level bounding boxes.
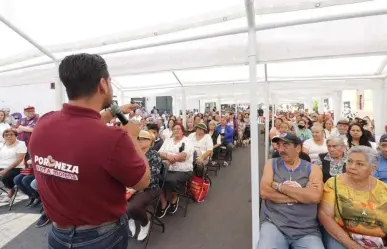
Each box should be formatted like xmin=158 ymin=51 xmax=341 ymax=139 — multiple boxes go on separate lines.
xmin=0 ymin=128 xmax=27 ymax=202
xmin=157 ymin=123 xmax=193 ymax=218
xmin=161 ymin=119 xmax=175 ymax=140
xmin=127 ymin=130 xmax=163 ymax=241
xmin=188 ymin=123 xmax=213 ymax=177
xmin=324 ymin=119 xmax=337 ymax=138
xmin=315 ymin=136 xmax=347 ymax=183
xmin=318 ymin=146 xmax=387 ymax=249
xmin=0 ymin=111 xmax=10 ymax=143
xmin=347 ymin=123 xmax=377 ymax=150
xmin=302 ymin=125 xmax=328 ymax=164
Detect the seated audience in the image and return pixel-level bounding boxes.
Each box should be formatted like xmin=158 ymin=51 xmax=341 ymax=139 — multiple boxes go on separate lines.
xmin=13 ymin=166 xmax=40 ymax=207
xmin=188 ymin=123 xmax=213 ymax=176
xmin=157 ymin=124 xmax=193 ymax=218
xmin=127 ymin=130 xmax=163 ymax=241
xmin=208 ymin=120 xmax=221 ymax=162
xmin=303 ymin=125 xmax=328 ymax=164
xmin=30 ymin=179 xmax=51 ymax=227
xmin=161 ymin=119 xmax=175 ymax=140
xmin=374 ymin=134 xmax=387 ymax=183
xmin=259 ymin=132 xmax=324 ymax=249
xmin=323 ymin=119 xmax=337 ymax=138
xmin=216 ymin=117 xmax=234 ymax=166
xmin=147 ymin=123 xmax=163 ymax=151
xmin=315 ymin=136 xmax=347 ymax=183
xmin=318 ymin=146 xmax=387 ymax=249
xmin=347 ymin=123 xmax=377 ymax=150
xmin=0 ymin=110 xmax=11 ymax=143
xmin=184 ymin=118 xmax=195 ymax=136
xmin=0 ymin=129 xmax=27 ymax=202
xmin=296 ymin=119 xmax=312 ymax=142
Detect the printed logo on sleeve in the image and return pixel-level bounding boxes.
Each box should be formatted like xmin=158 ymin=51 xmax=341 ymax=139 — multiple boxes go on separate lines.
xmin=34 ymin=155 xmax=79 ymax=180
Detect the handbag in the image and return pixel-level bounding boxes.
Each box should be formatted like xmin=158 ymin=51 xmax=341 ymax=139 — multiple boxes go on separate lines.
xmin=190 ymin=175 xmax=210 ymax=203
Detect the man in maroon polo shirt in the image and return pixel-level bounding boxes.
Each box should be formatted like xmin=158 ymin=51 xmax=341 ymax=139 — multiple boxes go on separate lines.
xmin=28 ymin=53 xmax=150 ymax=249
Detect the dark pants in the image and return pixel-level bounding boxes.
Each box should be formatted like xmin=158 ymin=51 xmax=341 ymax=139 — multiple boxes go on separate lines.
xmin=127 ymin=188 xmax=160 ymax=226
xmin=13 ymin=174 xmax=38 ymax=198
xmin=164 ymin=171 xmax=191 ymax=193
xmin=0 ymin=168 xmax=20 ymax=189
xmin=223 ymin=143 xmax=233 ymax=161
xmin=48 ymin=215 xmax=130 ymax=249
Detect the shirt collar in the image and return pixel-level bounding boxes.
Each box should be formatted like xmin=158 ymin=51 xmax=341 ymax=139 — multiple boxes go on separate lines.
xmin=324 ymin=152 xmax=347 ymax=162
xmin=62 ymin=103 xmax=101 ymax=120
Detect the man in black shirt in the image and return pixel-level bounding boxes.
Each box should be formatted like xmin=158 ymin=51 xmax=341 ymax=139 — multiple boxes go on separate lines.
xmin=147 ymin=124 xmax=164 ymax=151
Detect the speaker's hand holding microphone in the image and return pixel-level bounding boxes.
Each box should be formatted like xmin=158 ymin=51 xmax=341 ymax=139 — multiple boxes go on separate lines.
xmin=111 ymin=105 xmax=140 ymax=138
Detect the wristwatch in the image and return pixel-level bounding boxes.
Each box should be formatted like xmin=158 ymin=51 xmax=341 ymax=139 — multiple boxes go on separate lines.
xmin=272 ymin=182 xmax=280 ymax=191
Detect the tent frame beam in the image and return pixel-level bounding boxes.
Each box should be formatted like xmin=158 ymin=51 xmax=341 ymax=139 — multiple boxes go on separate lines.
xmin=0 ymin=13 xmax=57 ymax=62
xmin=2 ymin=6 xmax=387 ymax=75
xmin=120 ymin=75 xmax=384 ymax=92
xmin=0 ymin=0 xmax=368 ymax=66
xmin=172 ymin=72 xmax=184 ymax=87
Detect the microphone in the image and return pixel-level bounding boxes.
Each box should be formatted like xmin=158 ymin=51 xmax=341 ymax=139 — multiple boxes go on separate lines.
xmin=111 ymin=105 xmax=129 ymax=125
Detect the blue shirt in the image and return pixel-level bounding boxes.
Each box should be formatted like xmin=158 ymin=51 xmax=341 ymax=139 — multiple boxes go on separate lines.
xmin=374 ymin=154 xmax=387 ymax=183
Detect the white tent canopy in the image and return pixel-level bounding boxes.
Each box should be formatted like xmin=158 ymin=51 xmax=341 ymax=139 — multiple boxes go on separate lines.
xmin=1 ymin=0 xmax=387 ymax=94
xmin=2 ymin=2 xmax=387 ymax=248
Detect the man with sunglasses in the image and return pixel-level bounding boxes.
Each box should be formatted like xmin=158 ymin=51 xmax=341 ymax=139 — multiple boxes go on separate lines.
xmin=258 ymin=132 xmax=324 ymax=249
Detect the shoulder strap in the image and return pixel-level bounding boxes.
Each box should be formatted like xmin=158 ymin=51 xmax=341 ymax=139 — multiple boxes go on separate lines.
xmin=334 ymin=176 xmax=349 ymax=235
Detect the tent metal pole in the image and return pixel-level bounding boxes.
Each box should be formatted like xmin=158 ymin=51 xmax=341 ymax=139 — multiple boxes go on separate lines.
xmin=264 ymin=65 xmax=270 ymax=162
xmin=181 ymin=89 xmax=187 ymax=128
xmin=245 ymin=1 xmax=260 ymax=249
xmin=0 ymin=14 xmax=57 ymax=61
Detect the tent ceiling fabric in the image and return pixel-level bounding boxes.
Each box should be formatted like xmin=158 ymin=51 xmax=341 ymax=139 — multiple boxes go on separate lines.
xmin=1 ymin=0 xmax=387 ymax=103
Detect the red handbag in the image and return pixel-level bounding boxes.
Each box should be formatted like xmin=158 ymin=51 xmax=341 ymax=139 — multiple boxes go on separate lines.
xmin=190 ymin=176 xmax=210 ymax=203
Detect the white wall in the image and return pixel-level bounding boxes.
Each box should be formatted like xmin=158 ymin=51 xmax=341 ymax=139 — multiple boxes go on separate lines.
xmin=186 ymin=99 xmax=199 ymax=111
xmin=0 ymin=83 xmax=56 ymax=115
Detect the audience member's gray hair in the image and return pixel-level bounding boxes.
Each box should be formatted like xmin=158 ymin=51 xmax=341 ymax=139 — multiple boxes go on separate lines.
xmin=326 ymin=136 xmax=346 ymax=147
xmin=208 ymin=120 xmax=217 ymax=127
xmin=311 ymin=124 xmax=324 ymax=132
xmin=347 ymin=146 xmax=378 ymax=166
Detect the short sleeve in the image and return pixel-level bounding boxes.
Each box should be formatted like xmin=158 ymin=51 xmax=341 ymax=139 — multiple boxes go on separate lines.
xmin=16 ymin=142 xmax=27 ymax=154
xmin=322 ymin=177 xmax=336 ymax=205
xmin=314 ymin=158 xmax=323 ymax=168
xmin=303 ymin=139 xmax=312 ymax=149
xmin=182 ymin=138 xmax=194 ymax=158
xmin=107 ymin=133 xmax=146 ymax=188
xmin=158 ymin=138 xmax=169 ymax=153
xmin=205 ymin=135 xmax=214 ymax=151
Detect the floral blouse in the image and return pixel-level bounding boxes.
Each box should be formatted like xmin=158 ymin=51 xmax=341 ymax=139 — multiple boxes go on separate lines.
xmin=145 ymin=149 xmax=163 ymax=189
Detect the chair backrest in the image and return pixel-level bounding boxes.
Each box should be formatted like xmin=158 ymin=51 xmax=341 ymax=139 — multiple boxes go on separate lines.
xmin=160 ymin=161 xmax=169 ymax=188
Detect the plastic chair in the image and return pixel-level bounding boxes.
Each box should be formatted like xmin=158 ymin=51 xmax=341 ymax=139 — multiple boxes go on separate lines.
xmin=206 ymin=150 xmax=220 ymax=176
